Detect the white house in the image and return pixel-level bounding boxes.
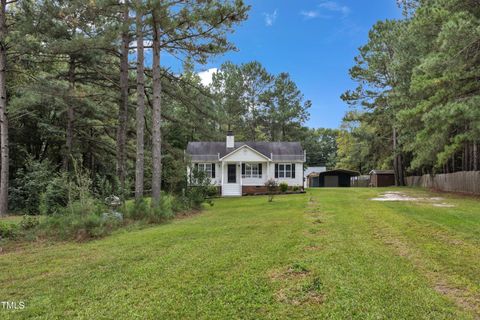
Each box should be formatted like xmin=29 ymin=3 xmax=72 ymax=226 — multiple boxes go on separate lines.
xmin=186 ymin=132 xmax=306 ymax=196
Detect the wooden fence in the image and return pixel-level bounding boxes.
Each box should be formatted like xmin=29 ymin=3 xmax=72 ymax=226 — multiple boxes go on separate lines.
xmin=351 ymin=175 xmax=370 ymax=187
xmin=406 ymin=171 xmax=480 ymax=194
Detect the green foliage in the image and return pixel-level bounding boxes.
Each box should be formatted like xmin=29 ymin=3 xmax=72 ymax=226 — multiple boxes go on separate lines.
xmin=279 ymin=182 xmax=288 ymax=193
xmin=264 ymin=179 xmax=278 ymax=202
xmin=39 ymin=173 xmax=70 ymax=216
xmin=0 ymin=221 xmax=19 ymax=239
xmin=211 ymin=62 xmax=311 ymax=141
xmin=148 ymin=194 xmax=175 ymax=223
xmin=9 ymin=157 xmax=54 ymax=215
xmin=127 ymin=198 xmax=150 ymax=221
xmin=302 ymin=128 xmax=339 ymax=168
xmin=39 ymin=212 xmax=117 ymax=240
xmin=341 ymin=1 xmax=480 ymax=174
xmin=20 ymin=215 xmax=40 ymax=230
xmin=186 ymin=168 xmax=215 ymax=209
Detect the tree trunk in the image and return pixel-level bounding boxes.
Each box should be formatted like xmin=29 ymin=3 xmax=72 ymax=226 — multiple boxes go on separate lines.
xmin=135 ymin=0 xmax=145 ymax=202
xmin=0 ymin=0 xmax=8 ymax=216
xmin=151 ymin=12 xmax=162 ymax=206
xmin=63 ymin=56 xmax=75 ymax=171
xmin=392 ymin=127 xmax=405 ymax=186
xmin=474 ymin=142 xmax=478 ymax=171
xmin=116 ymin=2 xmax=130 ymax=194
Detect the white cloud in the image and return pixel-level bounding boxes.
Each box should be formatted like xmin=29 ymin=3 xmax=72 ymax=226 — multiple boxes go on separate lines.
xmin=198 ymin=68 xmax=217 ymax=87
xmin=300 ymin=10 xmax=320 ymax=19
xmin=263 ymin=9 xmax=278 ymax=27
xmin=318 ymin=1 xmax=350 ymax=17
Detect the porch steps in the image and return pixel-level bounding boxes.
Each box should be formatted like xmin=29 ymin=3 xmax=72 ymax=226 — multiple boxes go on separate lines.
xmin=222 ymin=184 xmax=242 ymax=196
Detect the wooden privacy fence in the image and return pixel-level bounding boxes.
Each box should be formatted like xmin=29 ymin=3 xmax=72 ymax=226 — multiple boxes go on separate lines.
xmin=351 ymin=175 xmax=370 ymax=187
xmin=406 ymin=171 xmax=480 ymax=194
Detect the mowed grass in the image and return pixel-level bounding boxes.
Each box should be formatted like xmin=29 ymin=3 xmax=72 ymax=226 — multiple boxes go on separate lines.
xmin=0 ymin=188 xmax=479 ymax=319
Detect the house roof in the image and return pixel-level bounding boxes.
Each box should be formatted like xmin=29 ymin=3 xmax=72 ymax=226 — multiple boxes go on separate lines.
xmin=369 ymin=170 xmax=395 ymax=175
xmin=186 ymin=141 xmax=304 ymax=161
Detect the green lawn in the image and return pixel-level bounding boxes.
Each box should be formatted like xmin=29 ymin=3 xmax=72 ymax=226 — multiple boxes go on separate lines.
xmin=1 ymin=188 xmax=479 ymax=319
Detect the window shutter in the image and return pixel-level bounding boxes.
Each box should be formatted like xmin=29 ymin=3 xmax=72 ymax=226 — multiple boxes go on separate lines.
xmin=211 ymin=163 xmax=215 ymax=178
xmin=194 ymin=163 xmax=198 ymax=170
xmin=259 ymin=163 xmax=262 ymax=176
xmin=275 ymin=164 xmax=278 ymax=178
xmin=292 ymin=163 xmax=296 ymax=178
xmin=242 ymin=163 xmax=245 ymax=175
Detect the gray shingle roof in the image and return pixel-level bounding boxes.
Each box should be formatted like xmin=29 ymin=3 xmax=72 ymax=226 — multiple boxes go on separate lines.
xmin=186 ymin=141 xmax=304 ymax=161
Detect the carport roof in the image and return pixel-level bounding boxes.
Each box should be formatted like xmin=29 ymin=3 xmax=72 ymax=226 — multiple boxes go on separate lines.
xmin=319 ymin=169 xmax=360 ymax=176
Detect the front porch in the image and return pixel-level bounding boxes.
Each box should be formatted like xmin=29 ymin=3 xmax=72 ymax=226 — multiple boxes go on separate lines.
xmin=220 ymin=161 xmax=270 ymax=196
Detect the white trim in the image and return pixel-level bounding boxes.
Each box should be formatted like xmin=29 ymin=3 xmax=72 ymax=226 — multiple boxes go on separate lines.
xmin=219 ymin=144 xmax=271 ymax=161
xmin=242 ymin=163 xmax=262 ymax=179
xmin=277 ymin=163 xmax=294 ymax=179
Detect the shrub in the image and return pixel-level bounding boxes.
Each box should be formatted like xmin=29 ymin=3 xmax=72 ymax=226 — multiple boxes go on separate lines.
xmin=292 ymin=186 xmax=299 ymax=192
xmin=0 ymin=221 xmax=19 ymax=239
xmin=206 ymin=186 xmax=219 ymax=197
xmin=20 ymin=215 xmax=40 ymax=230
xmin=39 ymin=210 xmax=118 ymax=241
xmin=92 ymin=174 xmax=120 ymax=200
xmin=9 ymin=157 xmax=54 ymax=214
xmin=149 ymin=194 xmax=175 ymax=223
xmin=127 ymin=198 xmax=149 ymax=220
xmin=172 ymin=195 xmax=190 ymax=213
xmin=265 ymin=179 xmax=278 ymax=202
xmin=185 ymin=168 xmax=214 ymax=209
xmin=279 ymin=182 xmax=289 ymax=193
xmin=40 ymin=172 xmax=70 ymax=215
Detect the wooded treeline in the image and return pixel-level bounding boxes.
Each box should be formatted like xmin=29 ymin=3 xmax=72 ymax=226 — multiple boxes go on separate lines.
xmin=0 ymin=0 xmax=323 ymax=216
xmin=338 ymin=0 xmax=480 ymax=184
xmin=0 ymin=0 xmax=252 ymax=215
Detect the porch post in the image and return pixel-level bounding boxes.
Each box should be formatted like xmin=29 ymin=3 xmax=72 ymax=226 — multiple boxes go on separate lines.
xmin=221 ymin=161 xmax=224 ymax=186
xmin=239 ymin=161 xmax=242 ymax=186
xmin=267 ymin=161 xmax=270 ymax=181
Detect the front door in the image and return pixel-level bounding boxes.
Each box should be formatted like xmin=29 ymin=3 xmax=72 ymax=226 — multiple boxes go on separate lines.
xmin=227 ymin=164 xmax=237 ymax=183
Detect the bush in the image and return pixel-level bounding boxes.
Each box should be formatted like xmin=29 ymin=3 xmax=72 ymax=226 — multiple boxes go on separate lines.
xmin=0 ymin=221 xmax=19 ymax=239
xmin=39 ymin=209 xmax=119 ymax=241
xmin=265 ymin=179 xmax=278 ymax=202
xmin=149 ymin=194 xmax=175 ymax=223
xmin=20 ymin=215 xmax=40 ymax=230
xmin=279 ymin=182 xmax=289 ymax=193
xmin=40 ymin=172 xmax=70 ymax=215
xmin=185 ymin=168 xmax=214 ymax=209
xmin=206 ymin=186 xmax=219 ymax=197
xmin=172 ymin=195 xmax=190 ymax=213
xmin=9 ymin=157 xmax=54 ymax=214
xmin=127 ymin=198 xmax=149 ymax=220
xmin=292 ymin=186 xmax=299 ymax=192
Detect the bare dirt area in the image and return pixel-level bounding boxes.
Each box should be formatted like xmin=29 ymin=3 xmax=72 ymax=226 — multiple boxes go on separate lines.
xmin=371 ymin=191 xmax=455 ymax=207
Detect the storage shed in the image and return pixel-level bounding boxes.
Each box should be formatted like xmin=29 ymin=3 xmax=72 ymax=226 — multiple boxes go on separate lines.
xmin=305 ymin=167 xmax=326 ymax=188
xmin=309 ymin=169 xmax=359 ymax=187
xmin=369 ymin=170 xmax=395 ymax=187
xmin=307 ymin=172 xmax=320 ymax=187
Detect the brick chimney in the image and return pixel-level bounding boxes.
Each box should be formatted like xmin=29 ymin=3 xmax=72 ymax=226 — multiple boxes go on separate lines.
xmin=226 ymin=131 xmax=234 ymax=148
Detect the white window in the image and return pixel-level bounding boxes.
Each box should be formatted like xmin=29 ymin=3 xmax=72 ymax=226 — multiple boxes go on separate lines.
xmin=197 ymin=163 xmax=213 ymax=178
xmin=243 ymin=163 xmax=261 ymax=178
xmin=278 ymin=163 xmax=294 ymax=179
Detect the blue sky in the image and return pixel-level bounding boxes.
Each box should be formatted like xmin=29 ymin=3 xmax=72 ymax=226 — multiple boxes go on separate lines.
xmin=163 ymin=0 xmax=402 ymax=129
